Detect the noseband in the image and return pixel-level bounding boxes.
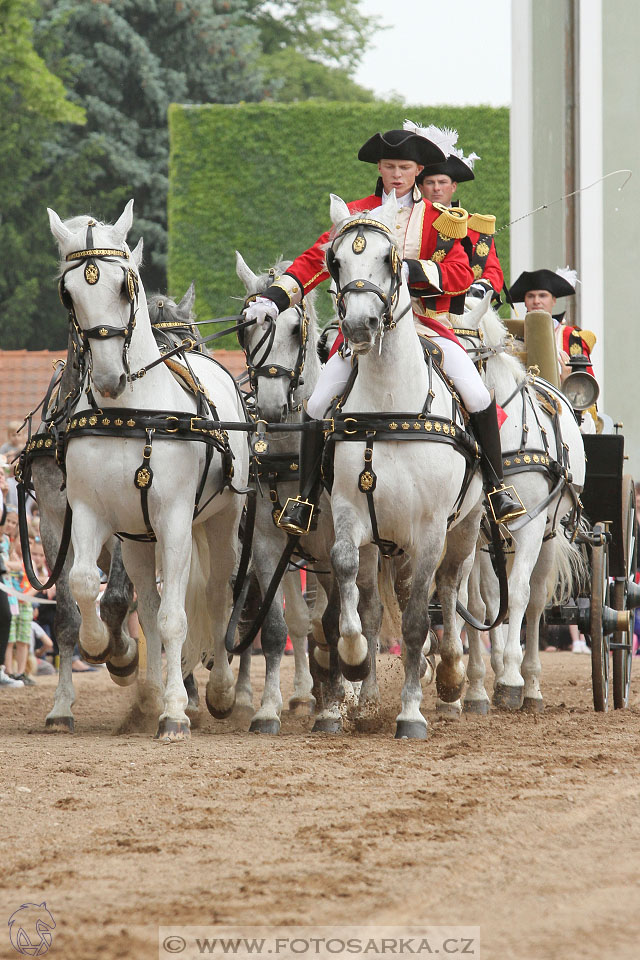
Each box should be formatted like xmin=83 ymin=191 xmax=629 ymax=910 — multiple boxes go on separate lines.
xmin=326 ymin=218 xmax=403 ymax=330
xmin=58 ymin=220 xmax=139 ymax=375
xmin=239 ymin=299 xmax=310 ymax=415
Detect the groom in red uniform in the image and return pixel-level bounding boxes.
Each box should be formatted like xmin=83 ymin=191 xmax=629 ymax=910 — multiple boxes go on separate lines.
xmin=244 ymin=127 xmax=525 ymax=533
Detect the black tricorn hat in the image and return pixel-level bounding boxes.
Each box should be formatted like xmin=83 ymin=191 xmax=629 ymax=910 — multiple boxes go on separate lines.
xmin=358 ymin=129 xmax=446 ymax=166
xmin=417 ymin=153 xmax=475 ymax=184
xmin=509 ymin=269 xmax=576 ymax=301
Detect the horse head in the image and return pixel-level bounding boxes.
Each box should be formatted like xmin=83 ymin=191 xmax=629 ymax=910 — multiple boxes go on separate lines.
xmin=327 ymin=191 xmax=406 ymax=354
xmin=48 ymin=200 xmax=144 ymax=400
xmin=236 ymin=252 xmax=317 ymax=422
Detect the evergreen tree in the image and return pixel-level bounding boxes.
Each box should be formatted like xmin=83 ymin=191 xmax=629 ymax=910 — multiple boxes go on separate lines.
xmin=33 ymin=0 xmax=263 ymax=312
xmin=0 ymin=0 xmax=85 ymax=349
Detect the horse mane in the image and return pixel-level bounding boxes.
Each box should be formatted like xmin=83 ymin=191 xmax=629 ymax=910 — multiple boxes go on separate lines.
xmin=476 ymin=301 xmax=528 ymax=393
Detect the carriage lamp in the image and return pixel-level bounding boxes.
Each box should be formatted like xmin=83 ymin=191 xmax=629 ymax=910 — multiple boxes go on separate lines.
xmin=562 ymin=354 xmax=600 ymax=411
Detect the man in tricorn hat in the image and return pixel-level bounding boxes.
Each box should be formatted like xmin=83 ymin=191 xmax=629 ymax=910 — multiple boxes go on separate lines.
xmin=508 ymin=267 xmax=596 ymax=380
xmin=509 ymin=267 xmax=597 ymax=432
xmin=406 ymin=121 xmax=505 ymax=306
xmin=244 ymin=127 xmax=525 ymax=532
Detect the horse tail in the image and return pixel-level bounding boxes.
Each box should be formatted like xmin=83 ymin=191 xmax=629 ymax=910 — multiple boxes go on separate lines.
xmin=182 ymin=525 xmax=212 ymax=674
xmin=546 ymin=529 xmax=588 ymax=605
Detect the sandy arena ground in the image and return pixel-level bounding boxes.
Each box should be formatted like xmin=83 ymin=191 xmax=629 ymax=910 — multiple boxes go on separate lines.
xmin=1 ymin=650 xmax=640 ymax=960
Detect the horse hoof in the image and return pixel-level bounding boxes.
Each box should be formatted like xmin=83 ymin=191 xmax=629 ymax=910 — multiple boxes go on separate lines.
xmin=288 ymin=696 xmax=316 ymax=716
xmin=106 ymin=648 xmax=139 ymax=686
xmin=155 ymin=718 xmax=190 ymax=741
xmin=493 ymin=683 xmax=524 ymax=711
xmin=436 ymin=700 xmax=462 ymax=719
xmin=338 ymin=651 xmax=371 ymax=683
xmin=522 ymin=696 xmax=544 ymax=713
xmin=394 ymin=720 xmax=428 ymax=740
xmin=78 ymin=643 xmax=111 ymax=665
xmin=249 ymin=717 xmax=281 ymax=735
xmin=463 ymin=699 xmax=490 ymax=716
xmin=205 ymin=687 xmax=235 ymax=720
xmin=45 ymin=716 xmax=74 ymax=733
xmin=312 ymin=717 xmax=342 ymax=733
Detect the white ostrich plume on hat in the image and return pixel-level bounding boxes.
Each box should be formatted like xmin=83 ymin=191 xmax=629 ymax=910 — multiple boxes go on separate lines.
xmin=403 ymin=118 xmax=458 ymax=158
xmin=555 ymin=265 xmax=579 ymax=288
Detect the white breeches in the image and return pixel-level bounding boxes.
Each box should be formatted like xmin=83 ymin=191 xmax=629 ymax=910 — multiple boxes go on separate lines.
xmin=307 ymin=336 xmax=491 ymax=420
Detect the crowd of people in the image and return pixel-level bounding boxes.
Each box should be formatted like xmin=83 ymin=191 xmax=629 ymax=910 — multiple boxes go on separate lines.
xmin=0 ymin=421 xmax=102 ymax=690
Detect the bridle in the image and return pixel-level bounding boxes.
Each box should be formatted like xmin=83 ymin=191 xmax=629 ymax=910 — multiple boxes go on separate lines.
xmin=326 ymin=217 xmax=408 ymax=334
xmin=58 ymin=220 xmax=140 ymax=377
xmin=238 ymin=298 xmax=310 ymax=415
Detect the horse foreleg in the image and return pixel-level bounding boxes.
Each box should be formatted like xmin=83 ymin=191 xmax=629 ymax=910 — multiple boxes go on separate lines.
xmin=331 ymin=523 xmax=370 ymax=682
xmin=45 ymin=566 xmax=79 ymax=732
xmin=121 ymin=541 xmax=164 ymax=723
xmin=435 ymin=514 xmax=481 ymax=718
xmin=521 ymin=537 xmax=555 ymax=712
xmin=69 ymin=507 xmax=112 ymax=664
xmin=283 ymin=570 xmax=315 ymax=714
xmin=154 ymin=520 xmax=192 ymax=740
xmin=355 ymin=544 xmax=383 ymax=715
xmin=312 ymin=575 xmax=346 ymax=733
xmin=100 ymin=540 xmax=138 ymax=687
xmin=463 ymin=553 xmax=491 ymax=715
xmin=493 ymin=520 xmax=545 ymax=711
xmin=396 ymin=543 xmax=441 ymax=740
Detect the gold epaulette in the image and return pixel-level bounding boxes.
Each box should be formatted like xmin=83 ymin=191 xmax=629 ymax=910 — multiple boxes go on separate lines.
xmin=468 ymin=213 xmax=496 ymax=235
xmin=432 ymin=203 xmax=469 ymax=239
xmin=580 ymin=329 xmax=597 ymax=352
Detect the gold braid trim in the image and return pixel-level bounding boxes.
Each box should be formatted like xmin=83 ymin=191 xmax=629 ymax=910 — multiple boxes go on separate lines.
xmin=468 ymin=213 xmax=496 ymax=235
xmin=431 ymin=203 xmax=468 ymax=239
xmin=580 ymin=329 xmax=597 ymax=352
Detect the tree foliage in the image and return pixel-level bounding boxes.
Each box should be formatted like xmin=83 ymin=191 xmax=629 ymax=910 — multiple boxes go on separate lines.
xmin=243 ymin=0 xmax=383 ymax=71
xmin=0 ymin=0 xmax=85 ymax=349
xmin=258 ymin=48 xmax=376 ymax=103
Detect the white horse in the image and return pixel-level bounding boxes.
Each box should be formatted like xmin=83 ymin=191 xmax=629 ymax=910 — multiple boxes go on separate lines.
xmin=453 ymin=294 xmax=586 ymax=712
xmin=327 ymin=192 xmax=484 ymax=739
xmin=235 ymin=255 xmax=384 ymax=733
xmin=47 ymin=200 xmax=249 ymax=739
xmin=233 ymin=254 xmax=321 ymax=730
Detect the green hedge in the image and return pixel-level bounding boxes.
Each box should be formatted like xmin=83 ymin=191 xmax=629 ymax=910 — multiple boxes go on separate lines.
xmin=168 ymin=102 xmax=509 ymax=347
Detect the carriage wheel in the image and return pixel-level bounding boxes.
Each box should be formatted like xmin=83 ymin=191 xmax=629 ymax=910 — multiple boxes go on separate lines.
xmin=612 ymin=476 xmax=637 ymax=709
xmin=590 ymin=524 xmax=611 ymax=712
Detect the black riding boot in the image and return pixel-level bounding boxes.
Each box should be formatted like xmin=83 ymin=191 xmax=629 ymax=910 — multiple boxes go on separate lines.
xmin=469 ymin=398 xmax=526 ymax=523
xmin=277 ymin=413 xmax=325 ymax=535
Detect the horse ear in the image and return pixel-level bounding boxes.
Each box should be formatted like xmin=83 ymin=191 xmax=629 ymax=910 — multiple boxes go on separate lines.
xmin=112 ymin=199 xmax=134 ymax=243
xmin=130 ymin=237 xmax=143 ymax=268
xmin=329 ymin=194 xmax=350 ymax=226
xmin=235 ymin=251 xmax=257 ymax=291
xmin=47 ymin=208 xmax=73 ymax=245
xmin=464 ymin=288 xmax=493 ymax=324
xmin=178 ymin=281 xmax=196 ymax=317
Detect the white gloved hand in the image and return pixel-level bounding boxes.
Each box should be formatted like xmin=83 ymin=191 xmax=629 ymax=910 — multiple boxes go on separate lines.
xmin=468 ymin=282 xmax=488 ymax=298
xmin=244 ymin=296 xmax=279 ymax=326
xmin=401 ymin=261 xmax=410 ymax=285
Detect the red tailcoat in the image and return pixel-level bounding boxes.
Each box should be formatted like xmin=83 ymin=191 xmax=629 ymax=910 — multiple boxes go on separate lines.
xmin=266 ymin=192 xmax=473 ymax=355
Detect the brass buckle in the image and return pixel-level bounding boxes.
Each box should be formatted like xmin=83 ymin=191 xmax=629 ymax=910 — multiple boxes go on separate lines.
xmin=190 ymin=417 xmax=212 ymax=435
xmin=343 ymin=417 xmax=358 ymax=435
xmin=276 ymin=497 xmax=313 ymax=535
xmin=165 ymin=416 xmax=180 ymax=433
xmin=322 ymin=417 xmax=335 ymax=436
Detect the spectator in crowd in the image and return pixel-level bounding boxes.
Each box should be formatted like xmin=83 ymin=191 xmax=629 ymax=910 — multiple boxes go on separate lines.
xmin=1 ymin=472 xmax=23 ymax=687
xmin=3 ymin=512 xmax=36 ymax=685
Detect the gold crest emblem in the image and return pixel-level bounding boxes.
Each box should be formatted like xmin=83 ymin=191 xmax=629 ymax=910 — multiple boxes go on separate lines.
xmin=89 ymin=415 xmax=98 ymax=426
xmin=431 ymin=249 xmax=446 ymax=263
xmin=115 ymin=418 xmax=123 ymax=427
xmin=99 ymin=328 xmax=109 ymax=337
xmin=475 ymin=241 xmax=490 ymax=258
xmin=359 ymin=471 xmax=374 ymax=491
xmin=355 ymin=280 xmax=365 ymax=288
xmin=85 ymin=263 xmax=99 ymax=285
xmin=78 ymin=417 xmax=87 ymax=427
xmin=136 ymin=468 xmax=151 ymax=488
xmin=127 ymin=419 xmax=135 ymax=427
xmin=269 ymin=367 xmax=278 ymax=375
xmin=352 ymin=236 xmax=366 ymax=254
xmin=254 ymin=440 xmax=268 ymax=454
xmin=473 ymin=264 xmax=483 ymax=279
